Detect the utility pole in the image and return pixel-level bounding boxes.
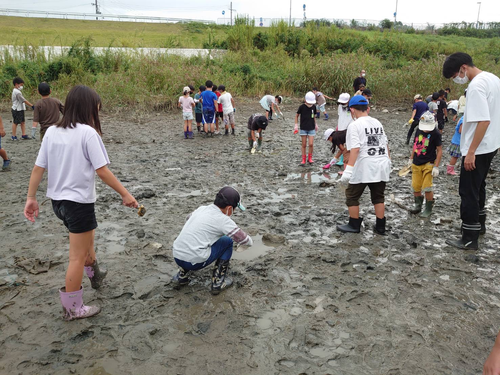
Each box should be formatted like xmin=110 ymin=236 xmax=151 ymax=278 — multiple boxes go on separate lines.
xmin=91 ymin=0 xmax=100 ymax=20
xmin=394 ymin=0 xmax=398 ymax=24
xmin=476 ymin=2 xmax=482 ymax=29
xmin=289 ymin=0 xmax=292 ymax=26
xmin=229 ymin=2 xmax=236 ymax=26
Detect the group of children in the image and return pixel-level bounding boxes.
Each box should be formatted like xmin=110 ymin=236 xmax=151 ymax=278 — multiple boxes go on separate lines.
xmin=178 ymin=81 xmax=236 ymax=139
xmin=0 ymin=78 xmax=64 ymax=172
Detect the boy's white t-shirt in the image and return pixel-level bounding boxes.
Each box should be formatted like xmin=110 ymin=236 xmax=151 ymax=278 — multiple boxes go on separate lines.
xmin=178 ymin=96 xmax=194 ymax=113
xmin=173 ymin=204 xmax=253 ymax=264
xmin=11 ymin=88 xmax=26 ymax=111
xmin=218 ymin=92 xmax=234 ymax=114
xmin=462 ymin=71 xmax=500 ymax=156
xmin=346 ymin=116 xmax=391 ymax=184
xmin=337 ymin=105 xmax=352 ymax=131
xmin=35 ymin=124 xmax=110 ymax=204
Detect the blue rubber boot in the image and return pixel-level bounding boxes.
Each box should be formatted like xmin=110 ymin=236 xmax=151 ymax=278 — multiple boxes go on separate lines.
xmin=336 ymin=154 xmax=344 ymax=166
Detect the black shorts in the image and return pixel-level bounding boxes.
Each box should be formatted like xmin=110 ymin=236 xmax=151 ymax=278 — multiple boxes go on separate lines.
xmin=12 ymin=109 xmax=25 ymax=125
xmin=216 ymin=111 xmax=223 ymax=118
xmin=437 ymin=118 xmax=445 ymax=130
xmin=345 ymin=181 xmax=386 ymax=207
xmin=195 ymin=113 xmax=203 ymax=123
xmin=52 ymin=200 xmax=97 ymax=233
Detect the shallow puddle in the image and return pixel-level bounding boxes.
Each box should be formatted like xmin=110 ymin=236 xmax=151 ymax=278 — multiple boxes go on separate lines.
xmin=285 ymin=172 xmax=337 ymax=184
xmin=233 ymin=235 xmax=275 ymax=261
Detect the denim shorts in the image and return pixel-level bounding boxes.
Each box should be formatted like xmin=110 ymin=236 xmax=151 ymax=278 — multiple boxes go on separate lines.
xmin=299 ymin=129 xmax=316 ymax=136
xmin=316 ymin=104 xmax=326 ymax=112
xmin=52 ymin=200 xmax=98 ymax=233
xmin=182 ymin=112 xmax=194 ymax=121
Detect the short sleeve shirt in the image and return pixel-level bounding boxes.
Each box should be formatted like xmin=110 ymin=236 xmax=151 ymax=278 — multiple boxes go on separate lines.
xmin=315 ymin=93 xmax=326 ymax=106
xmin=247 ymin=113 xmax=263 ymax=130
xmin=462 ymin=71 xmax=500 ymax=155
xmin=218 ymin=92 xmax=234 ymax=114
xmin=194 ymin=93 xmax=203 ymax=113
xmin=200 ymin=90 xmax=217 ymax=111
xmin=33 ymin=97 xmax=64 ymax=131
xmin=297 ymin=104 xmax=316 ymax=131
xmin=412 ymin=128 xmax=442 ymax=165
xmin=11 ymin=88 xmax=26 ymax=111
xmin=346 ymin=116 xmax=391 ymax=184
xmin=35 ymin=124 xmax=110 ymax=203
xmin=436 ymin=99 xmax=447 ymax=120
xmin=179 ymin=96 xmax=194 ymax=113
xmin=412 ymin=101 xmax=429 ymax=120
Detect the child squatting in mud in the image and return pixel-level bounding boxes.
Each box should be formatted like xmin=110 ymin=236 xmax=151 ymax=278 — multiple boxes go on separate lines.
xmin=171 ymin=186 xmax=253 ymax=295
xmin=24 ymin=85 xmax=139 ymax=321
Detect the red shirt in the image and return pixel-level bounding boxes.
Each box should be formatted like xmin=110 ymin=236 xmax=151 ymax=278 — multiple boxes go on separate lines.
xmin=215 ymin=91 xmax=222 ymax=112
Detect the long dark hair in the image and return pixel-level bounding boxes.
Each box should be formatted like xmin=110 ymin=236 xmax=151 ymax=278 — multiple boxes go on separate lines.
xmin=58 ymin=85 xmax=102 ymax=135
xmin=330 ymin=130 xmax=346 ymax=154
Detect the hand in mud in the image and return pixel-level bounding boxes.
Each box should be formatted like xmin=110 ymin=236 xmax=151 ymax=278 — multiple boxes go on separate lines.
xmin=484 ymin=341 xmax=500 ymax=375
xmin=122 ymin=193 xmax=139 ymax=208
xmin=24 ymin=198 xmax=39 ymax=222
xmin=464 ymin=151 xmax=476 ymax=171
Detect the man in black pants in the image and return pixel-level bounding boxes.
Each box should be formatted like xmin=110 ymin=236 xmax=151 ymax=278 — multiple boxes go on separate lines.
xmin=442 ymin=52 xmax=500 ymax=250
xmin=353 ymin=70 xmax=366 ymax=93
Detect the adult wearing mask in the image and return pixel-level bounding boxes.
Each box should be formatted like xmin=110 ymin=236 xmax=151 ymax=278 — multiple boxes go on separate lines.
xmin=353 ymin=70 xmax=367 ymax=93
xmin=442 ymin=52 xmax=500 ymax=250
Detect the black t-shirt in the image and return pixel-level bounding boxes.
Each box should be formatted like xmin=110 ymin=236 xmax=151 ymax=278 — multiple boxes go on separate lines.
xmin=247 ymin=113 xmax=264 ymax=131
xmin=296 ymin=104 xmax=316 ymax=131
xmin=436 ymin=99 xmax=447 ymax=120
xmin=412 ymin=128 xmax=442 ymax=165
xmin=353 ymin=77 xmax=367 ymax=91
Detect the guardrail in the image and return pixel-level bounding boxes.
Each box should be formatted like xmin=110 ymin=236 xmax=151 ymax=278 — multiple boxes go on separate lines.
xmin=0 ymin=8 xmax=215 ymax=24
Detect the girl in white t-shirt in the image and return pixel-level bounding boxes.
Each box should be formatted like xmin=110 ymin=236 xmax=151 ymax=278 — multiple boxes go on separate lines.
xmin=23 ymin=85 xmax=138 ymax=321
xmin=178 ymin=86 xmax=195 ymax=139
xmin=333 ymin=93 xmax=352 ymax=166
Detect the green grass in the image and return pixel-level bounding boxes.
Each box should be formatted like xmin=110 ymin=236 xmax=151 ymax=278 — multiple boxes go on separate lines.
xmin=0 ymin=16 xmax=228 ymax=48
xmin=0 ymin=16 xmax=499 ymax=110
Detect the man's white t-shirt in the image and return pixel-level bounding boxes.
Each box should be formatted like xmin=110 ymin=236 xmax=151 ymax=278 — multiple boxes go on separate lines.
xmin=173 ymin=204 xmax=253 ymax=264
xmin=447 ymin=100 xmax=459 ymax=112
xmin=337 ymin=105 xmax=352 ymax=131
xmin=218 ymin=92 xmax=234 ymax=115
xmin=11 ymin=88 xmax=26 ymax=111
xmin=462 ymin=71 xmax=500 ymax=155
xmin=346 ymin=116 xmax=391 ymax=184
xmin=35 ymin=124 xmax=110 ymax=203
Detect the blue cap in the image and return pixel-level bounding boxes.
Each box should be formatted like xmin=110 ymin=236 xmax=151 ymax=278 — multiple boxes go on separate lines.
xmin=348 ymin=95 xmax=369 ymax=107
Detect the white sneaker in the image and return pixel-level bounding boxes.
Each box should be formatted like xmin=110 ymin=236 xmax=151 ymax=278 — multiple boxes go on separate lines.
xmin=214 ymin=131 xmax=221 ymax=135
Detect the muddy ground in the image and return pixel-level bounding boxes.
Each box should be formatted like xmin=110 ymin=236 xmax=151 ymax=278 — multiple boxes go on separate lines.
xmin=1 ymin=100 xmax=499 ymax=375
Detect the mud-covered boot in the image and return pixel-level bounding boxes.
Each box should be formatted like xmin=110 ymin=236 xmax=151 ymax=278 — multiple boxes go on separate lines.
xmin=373 ymin=217 xmax=386 ymax=235
xmin=410 ymin=196 xmax=424 ymax=214
xmin=188 ymin=131 xmax=194 ymax=139
xmin=59 ymin=286 xmax=101 ymax=321
xmin=479 ymin=211 xmax=486 ymax=235
xmin=211 ymin=259 xmax=233 ymax=295
xmin=84 ymin=259 xmax=108 ymax=290
xmin=256 ymin=139 xmax=262 ymax=153
xmin=337 ymin=217 xmax=363 ymax=233
xmin=324 ymin=113 xmax=329 ymax=120
xmin=231 ymin=128 xmax=235 ymax=135
xmin=419 ymin=200 xmax=434 ymax=218
xmin=445 ymin=224 xmax=480 ymax=250
xmin=247 ymin=140 xmax=254 ymax=150
xmin=172 ymin=267 xmax=190 ymax=289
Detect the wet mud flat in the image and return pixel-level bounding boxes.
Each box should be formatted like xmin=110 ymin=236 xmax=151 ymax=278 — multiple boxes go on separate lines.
xmin=1 ymin=102 xmax=500 ymax=375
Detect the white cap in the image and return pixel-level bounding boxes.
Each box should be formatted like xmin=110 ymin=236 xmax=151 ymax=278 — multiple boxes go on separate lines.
xmin=338 ymin=93 xmax=350 ymax=104
xmin=183 ymin=86 xmax=190 ymax=93
xmin=414 ymin=94 xmax=423 ymax=100
xmin=305 ymin=91 xmax=316 ymax=104
xmin=418 ymin=111 xmax=437 ymax=131
xmin=323 ymin=128 xmax=335 ymax=141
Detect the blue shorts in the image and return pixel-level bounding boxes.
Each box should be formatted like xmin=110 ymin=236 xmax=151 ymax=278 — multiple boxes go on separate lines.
xmin=202 ymin=109 xmax=215 ymax=124
xmin=175 ymin=236 xmax=233 ymax=271
xmin=316 ymin=104 xmax=326 ymax=112
xmin=299 ymin=129 xmax=316 ymax=136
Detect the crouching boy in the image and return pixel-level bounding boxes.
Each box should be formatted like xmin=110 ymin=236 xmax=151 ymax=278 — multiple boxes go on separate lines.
xmin=408 ymin=111 xmax=442 ymax=217
xmin=172 ymin=187 xmax=252 ymax=295
xmin=337 ymin=95 xmax=391 ymax=235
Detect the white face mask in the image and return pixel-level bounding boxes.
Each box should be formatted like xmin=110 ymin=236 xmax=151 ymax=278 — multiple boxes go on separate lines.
xmin=361 ymin=73 xmax=366 ymax=77
xmin=453 ymin=68 xmax=469 ymax=84
xmin=19 ymin=86 xmax=23 ymax=90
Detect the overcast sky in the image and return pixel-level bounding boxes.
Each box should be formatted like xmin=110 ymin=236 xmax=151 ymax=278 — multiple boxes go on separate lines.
xmin=2 ymin=0 xmax=498 ymax=26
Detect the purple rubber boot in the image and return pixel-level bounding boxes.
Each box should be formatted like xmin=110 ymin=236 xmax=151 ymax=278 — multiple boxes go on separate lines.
xmin=84 ymin=259 xmax=108 ymax=289
xmin=59 ymin=286 xmax=101 ymax=321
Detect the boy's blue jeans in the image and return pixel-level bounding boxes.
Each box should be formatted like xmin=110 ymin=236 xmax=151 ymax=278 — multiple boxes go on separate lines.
xmin=175 ymin=236 xmax=233 ymax=271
